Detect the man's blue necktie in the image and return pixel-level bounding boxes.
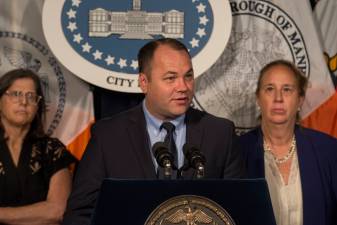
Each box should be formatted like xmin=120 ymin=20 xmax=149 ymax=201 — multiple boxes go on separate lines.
xmin=160 ymin=122 xmax=178 ymax=169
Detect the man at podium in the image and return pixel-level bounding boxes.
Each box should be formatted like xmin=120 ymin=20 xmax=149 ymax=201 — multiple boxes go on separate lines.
xmin=62 ymin=38 xmax=245 ymax=225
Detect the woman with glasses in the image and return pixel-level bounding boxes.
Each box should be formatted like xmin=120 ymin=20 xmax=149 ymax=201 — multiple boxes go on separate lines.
xmin=0 ymin=69 xmax=76 ymax=225
xmin=239 ymin=59 xmax=337 ymax=225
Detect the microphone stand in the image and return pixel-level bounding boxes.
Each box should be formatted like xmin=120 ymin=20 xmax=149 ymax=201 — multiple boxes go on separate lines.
xmin=162 ymin=159 xmax=173 ymax=179
xmin=195 ymin=163 xmax=205 ymax=179
xmin=183 ymin=144 xmax=206 ymax=179
xmin=152 ymin=142 xmax=175 ymax=179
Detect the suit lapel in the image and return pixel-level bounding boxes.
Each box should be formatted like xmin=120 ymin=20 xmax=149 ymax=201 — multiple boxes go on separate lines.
xmin=295 ymin=127 xmax=325 ymax=225
xmin=183 ymin=108 xmax=203 ymax=179
xmin=250 ymin=128 xmax=265 ymax=178
xmin=126 ymin=105 xmax=156 ymax=179
xmin=185 ymin=108 xmax=203 ymax=149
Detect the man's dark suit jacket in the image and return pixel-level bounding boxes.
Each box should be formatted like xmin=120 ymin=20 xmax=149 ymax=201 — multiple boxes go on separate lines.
xmin=62 ymin=104 xmax=244 ymax=225
xmin=240 ymin=125 xmax=337 ymax=225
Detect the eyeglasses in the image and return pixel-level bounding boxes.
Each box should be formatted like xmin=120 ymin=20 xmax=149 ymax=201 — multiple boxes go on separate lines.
xmin=4 ymin=90 xmax=42 ymax=105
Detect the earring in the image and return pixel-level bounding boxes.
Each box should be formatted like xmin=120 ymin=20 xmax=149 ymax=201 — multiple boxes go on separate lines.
xmin=256 ymin=103 xmax=260 ymax=111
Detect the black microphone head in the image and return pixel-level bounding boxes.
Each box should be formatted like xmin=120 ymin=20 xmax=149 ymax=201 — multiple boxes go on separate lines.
xmin=152 ymin=142 xmax=174 ymax=167
xmin=183 ymin=143 xmax=199 ymax=158
xmin=152 ymin=142 xmax=168 ymax=158
xmin=183 ymin=143 xmax=194 ymax=157
xmin=183 ymin=143 xmax=206 ymax=169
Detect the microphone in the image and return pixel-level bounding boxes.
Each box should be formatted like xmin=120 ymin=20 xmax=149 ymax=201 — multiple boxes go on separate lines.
xmin=183 ymin=144 xmax=206 ymax=179
xmin=152 ymin=142 xmax=175 ymax=179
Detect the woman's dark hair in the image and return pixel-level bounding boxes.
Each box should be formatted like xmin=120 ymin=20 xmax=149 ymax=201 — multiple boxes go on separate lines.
xmin=256 ymin=59 xmax=308 ymax=97
xmin=138 ymin=38 xmax=190 ymax=79
xmin=0 ymin=68 xmax=46 ymax=138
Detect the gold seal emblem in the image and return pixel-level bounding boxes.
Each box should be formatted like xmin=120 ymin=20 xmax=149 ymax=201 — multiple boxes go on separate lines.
xmin=145 ymin=195 xmax=235 ymax=225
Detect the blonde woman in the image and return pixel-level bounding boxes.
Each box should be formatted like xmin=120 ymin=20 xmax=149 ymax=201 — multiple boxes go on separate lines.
xmin=240 ymin=60 xmax=337 ymax=225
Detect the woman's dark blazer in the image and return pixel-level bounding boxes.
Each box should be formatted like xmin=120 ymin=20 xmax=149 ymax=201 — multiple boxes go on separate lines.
xmin=239 ymin=125 xmax=337 ymax=225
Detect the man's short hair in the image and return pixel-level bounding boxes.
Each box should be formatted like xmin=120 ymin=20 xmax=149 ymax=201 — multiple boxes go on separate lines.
xmin=137 ymin=38 xmax=190 ymax=77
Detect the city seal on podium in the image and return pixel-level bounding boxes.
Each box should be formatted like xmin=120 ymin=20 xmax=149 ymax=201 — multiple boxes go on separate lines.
xmin=145 ymin=195 xmax=235 ymax=225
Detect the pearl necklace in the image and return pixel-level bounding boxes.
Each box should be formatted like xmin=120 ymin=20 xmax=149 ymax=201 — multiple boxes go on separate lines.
xmin=263 ymin=135 xmax=296 ymax=164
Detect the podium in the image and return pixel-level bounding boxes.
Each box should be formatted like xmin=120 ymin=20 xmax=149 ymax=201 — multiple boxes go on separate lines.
xmin=91 ymin=179 xmax=276 ymax=225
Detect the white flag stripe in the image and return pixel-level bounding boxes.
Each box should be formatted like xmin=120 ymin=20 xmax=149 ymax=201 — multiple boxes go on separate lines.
xmin=314 ymin=0 xmax=337 ymax=80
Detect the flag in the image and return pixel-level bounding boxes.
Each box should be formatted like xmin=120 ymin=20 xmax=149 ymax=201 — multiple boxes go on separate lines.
xmin=301 ymin=0 xmax=337 ymax=138
xmin=0 ymin=0 xmax=95 ymax=159
xmin=312 ymin=0 xmax=337 ymax=86
xmin=193 ymin=0 xmax=336 ymax=136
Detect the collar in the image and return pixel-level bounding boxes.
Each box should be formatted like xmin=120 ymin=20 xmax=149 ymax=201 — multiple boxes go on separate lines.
xmin=142 ymin=100 xmax=185 ymax=135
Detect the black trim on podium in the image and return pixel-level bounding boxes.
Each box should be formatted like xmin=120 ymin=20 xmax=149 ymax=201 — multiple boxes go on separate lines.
xmin=91 ymin=179 xmax=276 ymax=225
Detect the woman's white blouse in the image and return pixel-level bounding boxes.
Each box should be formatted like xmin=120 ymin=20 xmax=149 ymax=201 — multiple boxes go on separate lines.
xmin=264 ymin=150 xmax=303 ymax=225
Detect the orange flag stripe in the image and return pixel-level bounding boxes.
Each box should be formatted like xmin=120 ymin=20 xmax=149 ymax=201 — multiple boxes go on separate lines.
xmin=328 ymin=53 xmax=337 ymax=72
xmin=66 ymin=121 xmax=94 ymax=160
xmin=302 ymin=91 xmax=337 ymax=139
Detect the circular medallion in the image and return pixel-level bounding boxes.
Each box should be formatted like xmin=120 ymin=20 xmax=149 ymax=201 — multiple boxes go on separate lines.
xmin=145 ymin=195 xmax=235 ymax=225
xmin=193 ymin=0 xmax=309 ymax=133
xmin=42 ymin=0 xmax=232 ymax=92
